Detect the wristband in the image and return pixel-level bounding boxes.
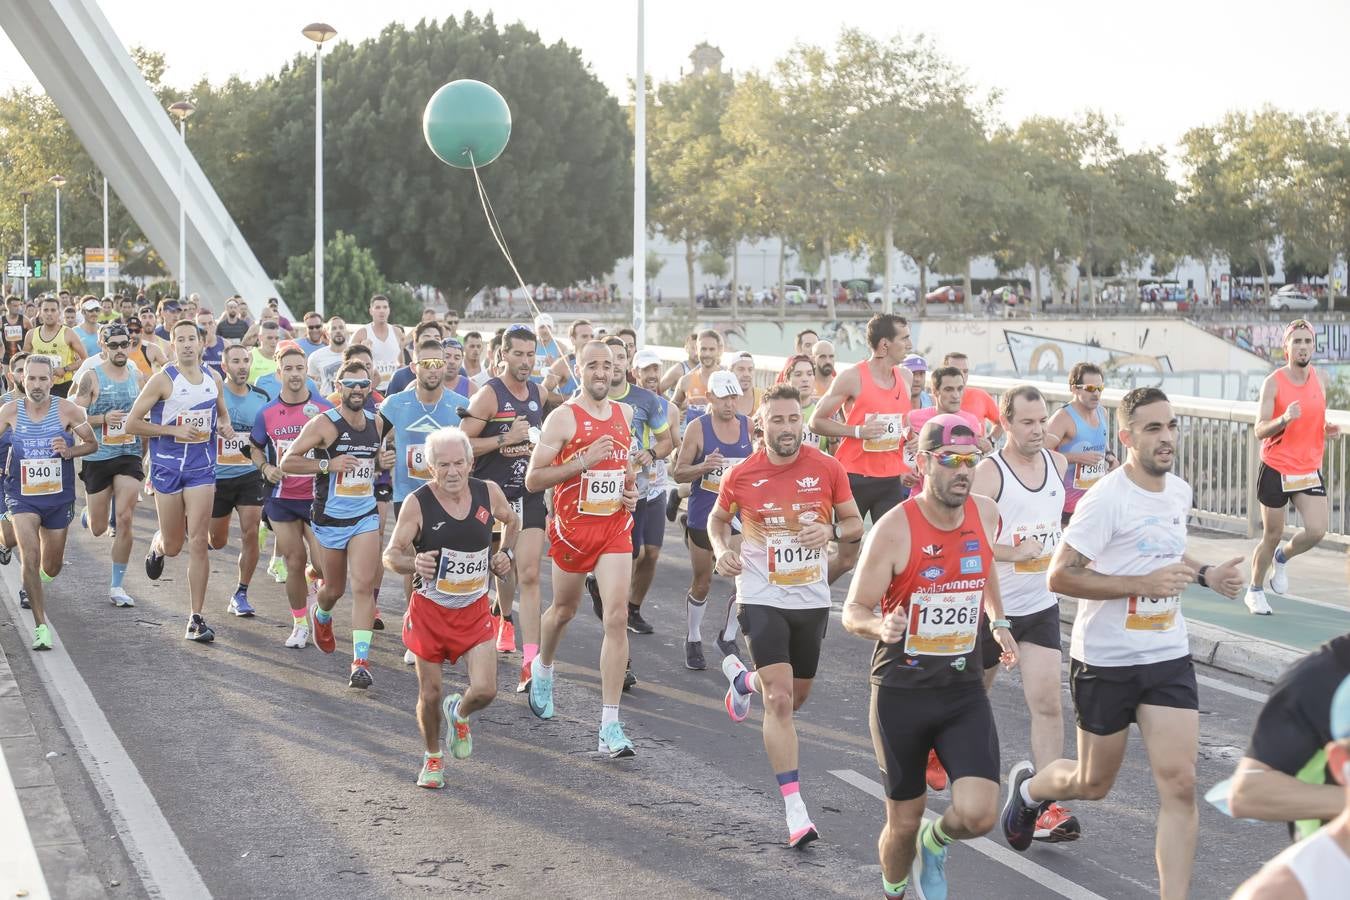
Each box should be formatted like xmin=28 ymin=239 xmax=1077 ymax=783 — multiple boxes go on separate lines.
xmin=990 ymin=618 xmax=1012 ymax=633
xmin=503 ymin=547 xmax=515 ymax=562
xmin=854 ymin=425 xmax=862 ymax=439
xmin=1197 ymin=565 xmax=1210 ymax=588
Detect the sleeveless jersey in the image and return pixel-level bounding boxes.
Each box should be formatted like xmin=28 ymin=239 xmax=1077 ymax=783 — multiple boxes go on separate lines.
xmin=251 ymin=395 xmax=332 ymax=501
xmin=687 ymin=413 xmax=752 ymax=531
xmin=149 ymin=365 xmax=218 ymax=472
xmin=1261 ymin=366 xmax=1327 ymax=478
xmin=549 ymin=402 xmax=632 ymax=548
xmin=379 ymin=386 xmax=468 ymax=503
xmin=76 ymin=325 xmax=101 ymax=357
xmin=472 ymin=378 xmax=544 ymax=500
xmin=1263 ymin=828 xmax=1350 ymax=900
xmin=835 ymin=361 xmax=912 ymax=479
xmin=7 ymin=398 xmax=74 ymax=505
xmin=681 ymin=369 xmax=713 ymax=430
xmin=31 ymin=325 xmax=76 ymax=385
xmin=1061 ymin=403 xmax=1109 ymax=513
xmin=216 ymin=384 xmax=270 ymax=479
xmin=364 ymin=323 xmax=403 ymax=387
xmin=532 ymin=338 xmax=565 ymax=384
xmin=1 ymin=315 xmax=27 ymax=363
xmin=312 ymin=407 xmax=381 ymax=524
xmin=412 ymin=479 xmax=494 ymax=609
xmin=871 ymin=497 xmax=993 ymax=689
xmin=991 ymin=449 xmax=1063 ymax=616
xmin=129 ymin=343 xmax=155 ymax=377
xmin=87 ymin=365 xmax=143 ymax=461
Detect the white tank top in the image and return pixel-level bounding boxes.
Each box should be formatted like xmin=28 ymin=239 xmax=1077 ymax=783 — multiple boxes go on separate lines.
xmin=991 ymin=448 xmax=1064 ymax=617
xmin=1272 ymin=828 xmax=1350 ymax=899
xmin=364 ymin=323 xmax=402 ymax=386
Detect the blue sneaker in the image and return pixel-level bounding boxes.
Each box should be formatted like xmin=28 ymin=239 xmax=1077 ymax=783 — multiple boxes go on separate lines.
xmin=227 ymin=589 xmax=255 ymax=617
xmin=528 ymin=666 xmax=554 ymax=719
xmin=912 ymin=820 xmax=949 ymax=900
xmin=597 ymin=721 xmax=635 ymax=758
xmin=1001 ymin=760 xmax=1039 ymax=852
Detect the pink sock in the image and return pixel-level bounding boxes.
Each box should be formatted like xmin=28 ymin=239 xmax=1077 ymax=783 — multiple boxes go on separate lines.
xmin=524 ymin=643 xmax=539 ymax=665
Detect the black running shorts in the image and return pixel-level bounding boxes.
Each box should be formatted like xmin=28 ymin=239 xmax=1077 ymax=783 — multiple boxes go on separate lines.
xmin=981 ymin=604 xmax=1062 ymax=670
xmin=211 ymin=471 xmax=266 ymax=519
xmin=79 ymin=455 xmax=144 ymax=496
xmin=847 ymin=473 xmax=902 ymax=529
xmin=1070 ymin=654 xmax=1198 ymax=736
xmin=737 ymin=603 xmax=829 ymax=680
xmin=870 ymin=681 xmax=1000 ymax=801
xmin=1257 ymin=462 xmax=1326 ymax=510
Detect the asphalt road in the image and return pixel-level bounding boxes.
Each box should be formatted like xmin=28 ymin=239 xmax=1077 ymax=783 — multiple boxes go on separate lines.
xmin=0 ymin=501 xmax=1295 ymax=899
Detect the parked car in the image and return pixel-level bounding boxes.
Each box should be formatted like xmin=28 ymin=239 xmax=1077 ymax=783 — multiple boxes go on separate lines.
xmin=1270 ymin=290 xmax=1318 ymax=311
xmin=993 ymin=285 xmax=1027 ymax=306
xmin=865 ymin=285 xmax=918 ymax=304
xmin=925 ymin=285 xmax=964 ymax=305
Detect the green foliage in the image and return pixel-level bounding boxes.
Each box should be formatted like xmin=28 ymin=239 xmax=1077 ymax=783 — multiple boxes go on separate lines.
xmin=276 ymin=230 xmax=417 ymax=323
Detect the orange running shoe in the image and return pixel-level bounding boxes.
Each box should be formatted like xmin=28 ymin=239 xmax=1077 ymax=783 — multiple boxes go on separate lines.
xmin=925 ymin=749 xmax=948 ymax=792
xmin=1034 ymin=802 xmax=1082 ymax=842
xmin=309 ymin=602 xmax=335 ymax=654
xmin=515 ymin=658 xmax=533 ymax=694
xmin=496 ymin=617 xmax=516 ymax=653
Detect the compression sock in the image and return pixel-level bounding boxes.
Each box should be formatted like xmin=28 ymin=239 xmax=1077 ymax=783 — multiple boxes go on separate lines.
xmin=523 ymin=643 xmax=539 ymax=666
xmin=883 ymin=875 xmax=909 ymax=898
xmin=686 ymin=593 xmax=706 ymax=642
xmin=601 ymin=704 xmax=620 ymax=728
xmin=314 ymin=606 xmax=333 ymax=625
xmin=777 ymin=771 xmax=811 ymax=831
xmin=733 ymin=668 xmax=759 ymax=696
xmin=292 ymin=608 xmax=308 ymax=627
xmin=352 ymin=629 xmax=373 ymax=663
xmin=111 ymin=562 xmax=127 ymax=590
xmin=922 ymin=818 xmax=953 ymax=855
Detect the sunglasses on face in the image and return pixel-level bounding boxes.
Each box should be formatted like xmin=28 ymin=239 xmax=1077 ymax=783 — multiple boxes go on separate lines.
xmin=416 ymin=358 xmax=446 ymax=369
xmin=307 ymin=324 xmax=323 ymax=330
xmin=105 ymin=340 xmax=130 ymax=350
xmin=1074 ymin=384 xmax=1105 ymax=394
xmin=928 ymin=450 xmax=982 ymax=469
xmin=338 ymin=378 xmax=371 ymax=390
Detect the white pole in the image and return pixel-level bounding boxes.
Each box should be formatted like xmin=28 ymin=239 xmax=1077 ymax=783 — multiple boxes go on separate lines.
xmin=178 ymin=117 xmax=187 ymax=299
xmin=54 ymin=188 xmax=61 ymax=295
xmin=632 ymin=0 xmax=646 ymax=349
xmin=21 ymin=199 xmax=29 ymax=301
xmin=102 ymin=176 xmax=110 ymax=297
xmin=314 ymin=44 xmax=324 ymax=318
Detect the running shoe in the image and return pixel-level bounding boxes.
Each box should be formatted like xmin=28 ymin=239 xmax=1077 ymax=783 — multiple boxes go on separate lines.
xmin=926 ymin=750 xmax=948 ymax=792
xmin=144 ymin=531 xmax=165 ymax=580
xmin=665 ymin=488 xmax=681 ymax=522
xmin=788 ymin=821 xmax=819 ymax=850
xmin=1033 ymin=802 xmax=1082 ymax=843
xmin=373 ymin=606 xmax=385 ymax=631
xmin=80 ymin=507 xmax=89 ymax=531
xmin=515 ymin=658 xmax=532 ymax=693
xmin=309 ymin=603 xmax=336 ymax=654
xmin=257 ymin=523 xmax=270 ymax=552
xmin=912 ymin=820 xmax=948 ymax=900
xmin=627 ymin=606 xmax=654 ymax=635
xmin=1001 ymin=760 xmax=1039 ymax=851
xmin=1244 ymin=587 xmax=1273 ymax=616
xmin=597 ymin=721 xmax=635 ymax=758
xmin=404 ymin=648 xmax=417 ymax=665
xmin=32 ymin=623 xmax=52 ymax=651
xmin=19 ymin=588 xmax=29 ymax=609
xmin=496 ymin=615 xmax=516 ymax=653
xmin=623 ymin=660 xmax=637 ymax=692
xmin=586 ymin=573 xmax=602 ymax=620
xmin=285 ymin=623 xmax=309 ymax=649
xmin=1269 ymin=554 xmax=1289 ymax=594
xmin=416 ymin=754 xmax=444 ymax=789
xmin=348 ymin=660 xmax=374 ymax=689
xmin=527 ymin=665 xmax=554 ymax=719
xmin=722 ymin=654 xmax=752 ymax=722
xmin=109 ymin=588 xmax=136 ymax=608
xmin=0 ymin=544 xmax=10 ymax=565
xmin=267 ymin=557 xmax=287 ymax=584
xmin=227 ymin=589 xmax=255 ymax=617
xmin=716 ymin=634 xmax=739 ymax=658
xmin=685 ymin=640 xmax=706 ymax=670
xmin=443 ymin=693 xmax=473 ymax=759
xmin=185 ymin=614 xmax=215 ymax=643
xmin=306 ymin=576 xmax=320 ymax=609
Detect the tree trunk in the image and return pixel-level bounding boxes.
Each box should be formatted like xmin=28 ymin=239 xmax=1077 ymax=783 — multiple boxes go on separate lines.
xmin=1329 ymin=252 xmax=1337 ymax=313
xmin=685 ymin=239 xmax=697 ymax=317
xmin=918 ymin=259 xmax=928 ymax=316
xmin=824 ymin=235 xmax=835 ymax=320
xmin=1084 ymin=254 xmax=1095 ymax=310
xmin=962 ymin=259 xmax=974 ymax=315
xmin=1255 ymin=247 xmax=1270 ymax=303
xmin=883 ymin=224 xmax=895 ymax=314
xmin=777 ymin=240 xmax=787 ymax=320
xmin=731 ymin=245 xmax=739 ymax=320
xmin=1202 ymin=258 xmax=1212 ymax=307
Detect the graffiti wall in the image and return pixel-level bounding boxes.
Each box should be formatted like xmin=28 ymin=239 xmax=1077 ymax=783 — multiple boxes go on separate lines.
xmin=1002 ymin=330 xmax=1173 ymax=375
xmin=1204 ymin=321 xmax=1350 ymax=365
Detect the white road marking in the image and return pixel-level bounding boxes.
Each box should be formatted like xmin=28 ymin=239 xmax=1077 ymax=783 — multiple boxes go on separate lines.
xmin=0 ymin=718 xmax=52 ymax=900
xmin=1197 ymin=673 xmax=1268 ymax=704
xmin=829 ymin=768 xmax=1110 ymax=900
xmin=0 ymin=566 xmax=210 ymax=899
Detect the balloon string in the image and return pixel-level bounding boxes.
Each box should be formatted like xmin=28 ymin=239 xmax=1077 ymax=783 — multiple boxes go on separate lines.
xmin=468 ymin=150 xmax=580 ymax=392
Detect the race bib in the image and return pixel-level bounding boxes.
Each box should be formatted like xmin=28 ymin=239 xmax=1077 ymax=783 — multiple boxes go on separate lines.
xmin=766 ymin=532 xmax=823 ymax=587
xmin=1281 ymin=470 xmax=1322 ymax=493
xmin=700 ymin=456 xmax=745 ymax=494
xmin=435 ymin=547 xmax=489 ymax=598
xmin=578 ymin=468 xmax=624 ymax=516
xmin=1073 ymin=460 xmax=1107 ymax=490
xmin=335 ymin=459 xmax=375 ymax=497
xmin=4 ymin=324 xmax=21 ymax=343
xmin=102 ymin=416 xmax=135 ymax=446
xmin=217 ymin=433 xmax=251 ymax=466
xmin=175 ymin=410 xmax=211 ymax=443
xmin=1125 ymin=595 xmax=1179 ymax=632
xmin=863 ymin=413 xmax=904 ymax=452
xmin=904 ymin=590 xmax=981 ymax=656
xmin=20 ymin=457 xmax=62 ymax=496
xmin=406 ymin=444 xmax=430 ymax=481
xmin=1012 ymin=524 xmax=1060 ymax=574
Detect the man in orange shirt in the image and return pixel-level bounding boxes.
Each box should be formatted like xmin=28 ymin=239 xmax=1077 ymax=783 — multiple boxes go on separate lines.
xmin=943 ymin=352 xmax=1002 ymax=444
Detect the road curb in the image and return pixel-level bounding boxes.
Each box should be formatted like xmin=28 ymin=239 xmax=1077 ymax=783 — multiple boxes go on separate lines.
xmin=1057 ymin=604 xmax=1301 ymax=684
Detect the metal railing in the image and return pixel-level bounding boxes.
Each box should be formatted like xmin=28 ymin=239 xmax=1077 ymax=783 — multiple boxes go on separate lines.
xmin=649 ymin=345 xmax=1350 ymax=543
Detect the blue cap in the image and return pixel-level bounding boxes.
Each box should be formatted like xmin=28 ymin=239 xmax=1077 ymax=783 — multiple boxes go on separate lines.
xmin=1332 ymin=674 xmax=1350 ymax=740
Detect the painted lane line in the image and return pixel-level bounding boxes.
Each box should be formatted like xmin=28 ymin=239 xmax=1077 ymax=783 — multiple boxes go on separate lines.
xmin=0 ymin=566 xmax=211 ymax=899
xmin=1197 ymin=673 xmax=1268 ymax=704
xmin=829 ymin=768 xmax=1109 ymax=900
xmin=0 ymin=718 xmax=52 ymax=900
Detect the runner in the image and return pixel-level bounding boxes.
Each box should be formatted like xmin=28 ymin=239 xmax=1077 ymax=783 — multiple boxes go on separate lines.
xmin=672 ymin=371 xmax=752 ymax=666
xmin=902 ymin=354 xmax=932 ymax=409
xmin=462 ymin=325 xmax=548 ymax=690
xmin=1247 ymin=319 xmax=1339 ymax=615
xmin=24 ymin=297 xmax=86 ymax=398
xmin=659 ymin=331 xmax=699 ymax=396
xmin=75 ymin=297 xmax=102 ymax=356
xmin=1232 ymin=674 xmax=1350 ymax=899
xmin=352 ymin=295 xmax=406 ymax=391
xmin=71 ymin=324 xmax=144 ymax=608
xmin=1 ymin=295 xmax=31 ymax=365
xmin=280 ymin=359 xmax=391 ymax=688
xmin=971 ymin=384 xmax=1080 ymax=842
xmin=196 ymin=307 xmax=226 ymax=374
xmin=627 ymin=347 xmax=680 ymax=632
xmin=248 ymin=320 xmax=283 ymax=384
xmin=545 ymin=318 xmax=593 ymax=403
xmin=207 ymin=343 xmax=273 ymax=617
xmin=714 ymin=383 xmax=861 ymax=847
xmin=1000 ymin=387 xmax=1244 ymax=900
xmin=295 ymin=311 xmax=327 ymax=356
xmin=841 ymin=413 xmax=1018 ymax=899
xmin=386 ymin=321 xmax=443 ymax=395
xmin=523 ymin=340 xmax=640 ymax=757
xmin=0 ymin=354 xmax=97 ymax=649
xmin=1046 ymin=362 xmax=1117 ymax=526
xmin=672 ymin=330 xmax=724 ymax=433
xmin=531 ymin=313 xmax=566 ymax=386
xmin=382 ymin=426 xmax=518 ymax=788
xmin=943 ymin=351 xmax=1001 ymax=443
xmin=441 ymin=339 xmax=474 ymax=397
xmin=809 ymin=340 xmax=836 ymax=401
xmin=462 ymin=331 xmax=485 ymax=383
xmin=307 ymin=316 xmax=348 ymax=395
xmin=794 ymin=329 xmax=818 ymax=356
xmin=730 ymin=351 xmax=764 ymax=418
xmin=124 ymin=318 xmax=165 ymax=376
xmin=216 ymin=297 xmax=251 ymax=343
xmin=809 ymin=313 xmax=913 ymax=580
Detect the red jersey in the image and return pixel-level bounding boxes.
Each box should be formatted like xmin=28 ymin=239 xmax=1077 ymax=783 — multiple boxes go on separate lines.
xmin=834 ymin=361 xmax=912 ymax=479
xmin=548 ymin=401 xmax=633 ymax=567
xmin=960 ymin=387 xmax=1000 ymax=430
xmin=871 ymin=496 xmax=993 ymax=689
xmin=1260 ymin=367 xmax=1327 ymax=477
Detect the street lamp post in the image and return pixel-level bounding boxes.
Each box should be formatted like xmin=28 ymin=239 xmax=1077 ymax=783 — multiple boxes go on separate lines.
xmin=168 ymin=100 xmax=195 ymax=300
xmin=102 ymin=177 xmax=110 ymax=298
xmin=48 ymin=175 xmax=65 ymax=295
xmin=19 ymin=191 xmax=31 ymax=300
xmin=303 ymin=22 xmax=337 ymax=318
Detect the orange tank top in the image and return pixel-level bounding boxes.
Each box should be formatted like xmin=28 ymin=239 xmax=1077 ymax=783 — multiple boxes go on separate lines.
xmin=834 ymin=360 xmax=912 ymax=478
xmin=1261 ymin=366 xmax=1326 ymax=475
xmin=552 ymin=401 xmax=632 ymax=528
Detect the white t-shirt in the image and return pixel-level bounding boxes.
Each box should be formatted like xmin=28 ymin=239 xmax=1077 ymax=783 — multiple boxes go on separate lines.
xmin=1062 ymin=466 xmax=1193 ymax=667
xmin=307 ymin=346 xmax=344 ymax=395
xmin=72 ymin=352 xmax=104 ymax=389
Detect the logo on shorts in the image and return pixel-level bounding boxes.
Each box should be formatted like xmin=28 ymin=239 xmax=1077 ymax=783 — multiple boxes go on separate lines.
xmin=921 ymin=544 xmax=942 ymax=557
xmin=960 ymin=556 xmax=982 ymax=574
xmin=475 ymin=507 xmax=490 ymax=524
xmin=920 ymin=565 xmax=944 ymax=580
xmin=963 ymin=540 xmax=979 ymax=551
xmin=951 ymin=657 xmax=967 ymax=672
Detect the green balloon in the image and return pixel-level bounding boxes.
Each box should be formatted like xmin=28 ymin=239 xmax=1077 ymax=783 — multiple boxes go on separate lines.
xmin=422 ymin=79 xmax=512 ymax=169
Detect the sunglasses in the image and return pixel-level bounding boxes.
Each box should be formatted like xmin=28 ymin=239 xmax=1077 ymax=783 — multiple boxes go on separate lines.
xmin=928 ymin=450 xmax=982 ymax=469
xmin=105 ymin=340 xmax=130 ymax=350
xmin=416 ymin=358 xmax=446 ymax=369
xmin=307 ymin=323 xmax=323 ymax=330
xmin=1074 ymin=384 xmax=1105 ymax=394
xmin=338 ymin=378 xmax=372 ymax=390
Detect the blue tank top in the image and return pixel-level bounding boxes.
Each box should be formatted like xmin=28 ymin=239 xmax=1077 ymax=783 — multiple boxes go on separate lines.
xmin=7 ymin=397 xmax=74 ymax=505
xmin=687 ymin=413 xmax=752 ymax=530
xmin=311 ymin=407 xmax=381 ymax=524
xmin=216 ymin=384 xmax=270 ymax=479
xmin=77 ymin=327 xmax=100 ymax=357
xmin=88 ymin=365 xmax=143 ymax=461
xmin=149 ymin=365 xmax=218 ymax=472
xmin=378 ymin=386 xmax=468 ymax=503
xmin=1061 ymin=403 xmax=1109 ymax=512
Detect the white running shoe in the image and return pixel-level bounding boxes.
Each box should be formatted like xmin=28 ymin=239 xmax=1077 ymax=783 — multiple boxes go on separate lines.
xmin=721 ymin=654 xmax=752 ymax=722
xmin=109 ymin=588 xmax=136 ymax=608
xmin=285 ymin=623 xmax=310 ymax=648
xmin=1244 ymin=587 xmax=1274 ymax=616
xmin=404 ymin=648 xmax=417 ymax=666
xmin=1269 ymin=557 xmax=1289 ymax=595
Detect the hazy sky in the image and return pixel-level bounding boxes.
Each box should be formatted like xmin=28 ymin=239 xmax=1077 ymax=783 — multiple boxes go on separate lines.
xmin=2 ymin=0 xmax=1347 ymax=152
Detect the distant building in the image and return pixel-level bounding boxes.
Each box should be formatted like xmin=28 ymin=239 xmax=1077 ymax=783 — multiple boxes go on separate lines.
xmin=688 ymin=42 xmax=723 ymax=77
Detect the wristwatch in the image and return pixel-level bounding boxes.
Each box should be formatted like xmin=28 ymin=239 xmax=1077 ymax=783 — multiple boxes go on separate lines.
xmin=318 ymin=457 xmax=330 ymax=476
xmin=503 ymin=547 xmax=515 ymax=562
xmin=832 ymin=523 xmax=843 ymax=541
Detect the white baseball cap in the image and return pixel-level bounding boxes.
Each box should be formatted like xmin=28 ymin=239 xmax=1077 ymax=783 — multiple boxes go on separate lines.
xmin=82 ymin=298 xmax=102 ymax=311
xmin=707 ymin=370 xmax=743 ymax=398
xmin=533 ymin=313 xmax=555 ymax=331
xmin=632 ymin=348 xmax=662 ymax=369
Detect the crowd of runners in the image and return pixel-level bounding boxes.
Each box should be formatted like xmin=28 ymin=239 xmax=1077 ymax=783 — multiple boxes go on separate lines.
xmin=4 ymin=291 xmax=1347 ymax=898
